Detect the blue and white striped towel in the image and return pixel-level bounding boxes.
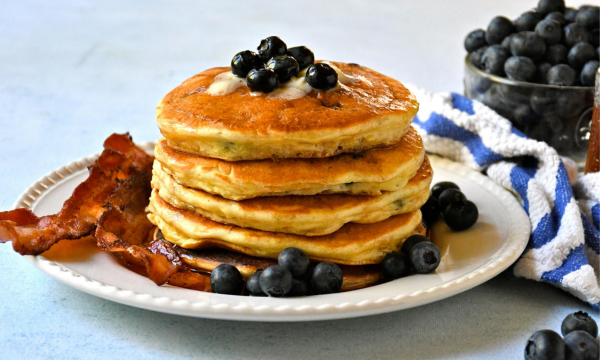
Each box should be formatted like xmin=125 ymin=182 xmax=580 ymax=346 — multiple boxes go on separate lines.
xmin=407 ymin=86 xmax=600 ymax=309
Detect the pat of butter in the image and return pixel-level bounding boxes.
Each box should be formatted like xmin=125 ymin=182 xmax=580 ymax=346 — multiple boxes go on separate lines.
xmin=206 ymin=72 xmax=246 ymax=96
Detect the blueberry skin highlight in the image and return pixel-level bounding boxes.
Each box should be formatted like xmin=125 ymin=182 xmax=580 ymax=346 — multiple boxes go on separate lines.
xmin=259 ymin=265 xmax=293 ymax=297
xmin=210 ymin=264 xmax=244 ymax=295
xmin=561 ymin=311 xmax=598 ymax=337
xmin=563 ymin=331 xmax=599 ymax=360
xmin=265 ymin=55 xmax=299 ymax=83
xmin=231 ymin=50 xmax=263 ymax=78
xmin=305 ymin=63 xmax=338 ymax=90
xmin=278 ymin=247 xmax=310 ymax=279
xmin=524 ymin=329 xmax=565 ymax=360
xmin=257 ymin=36 xmax=287 ymax=62
xmin=310 ymin=262 xmax=343 ymax=295
xmin=486 ymin=16 xmax=516 ymax=45
xmin=505 ymin=56 xmax=537 ymax=82
xmin=465 ymin=29 xmax=488 ymax=52
xmin=246 ymin=68 xmax=279 ymax=93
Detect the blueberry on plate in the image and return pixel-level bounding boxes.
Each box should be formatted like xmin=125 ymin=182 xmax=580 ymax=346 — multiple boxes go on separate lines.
xmin=564 ymin=7 xmax=578 ymax=23
xmin=486 ymin=16 xmax=516 ymax=45
xmin=246 ymin=270 xmax=265 ymax=296
xmin=246 ymin=68 xmax=279 ymax=93
xmin=381 ymin=252 xmax=410 ymax=280
xmin=535 ymin=19 xmax=562 ymax=45
xmin=310 ymin=262 xmax=343 ymax=294
xmin=465 ymin=29 xmax=488 ymax=53
xmin=305 ymin=63 xmax=338 ymax=90
xmin=287 ymin=46 xmax=314 ymax=70
xmin=444 ymin=200 xmax=478 ymax=231
xmin=420 ymin=196 xmax=441 ymax=228
xmin=438 ymin=188 xmax=467 ymax=212
xmin=537 ymin=0 xmax=566 ymax=15
xmin=575 ymin=5 xmax=599 ymax=30
xmin=231 ymin=50 xmax=263 ymax=78
xmin=563 ymin=331 xmax=599 ymax=360
xmin=581 ymin=60 xmax=600 ymax=86
xmin=259 ymin=265 xmax=293 ymax=297
xmin=210 ymin=264 xmax=244 ymax=295
xmin=257 ymin=36 xmax=287 ymax=61
xmin=545 ymin=11 xmax=566 ymax=26
xmin=547 ymin=64 xmax=576 ymax=86
xmin=408 ymin=241 xmax=441 ymax=274
xmin=505 ymin=56 xmax=537 ymax=82
xmin=524 ymin=329 xmax=565 ymax=360
xmin=515 ymin=11 xmax=543 ymax=32
xmin=266 ymin=55 xmax=299 ymax=83
xmin=287 ymin=279 xmax=310 ymax=297
xmin=568 ymin=42 xmax=596 ymax=70
xmin=469 ymin=46 xmax=488 ymax=69
xmin=542 ymin=44 xmax=568 ymax=65
xmin=510 ymin=31 xmax=547 ymax=60
xmin=401 ymin=234 xmax=430 ymax=255
xmin=278 ymin=247 xmax=310 ymax=278
xmin=561 ymin=311 xmax=598 ymax=337
xmin=431 ymin=181 xmax=460 ymax=200
xmin=563 ymin=23 xmax=590 ymax=48
xmin=535 ymin=62 xmax=553 ymax=83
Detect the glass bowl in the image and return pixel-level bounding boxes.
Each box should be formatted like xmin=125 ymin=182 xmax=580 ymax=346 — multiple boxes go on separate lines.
xmin=464 ymin=55 xmax=594 ymax=166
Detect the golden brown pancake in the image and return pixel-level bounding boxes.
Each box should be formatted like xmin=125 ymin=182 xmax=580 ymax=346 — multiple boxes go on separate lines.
xmin=156 ymin=62 xmax=419 ymax=160
xmin=152 ymin=156 xmax=432 ymax=236
xmin=154 ymin=126 xmax=425 ymax=200
xmin=147 ymin=191 xmax=424 ymax=265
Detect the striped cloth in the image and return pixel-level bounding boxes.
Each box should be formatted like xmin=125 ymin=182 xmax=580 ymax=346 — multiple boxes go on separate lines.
xmin=407 ymin=86 xmax=600 ymax=309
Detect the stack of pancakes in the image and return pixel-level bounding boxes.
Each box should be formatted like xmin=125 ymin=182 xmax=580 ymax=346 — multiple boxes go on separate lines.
xmin=147 ymin=62 xmax=432 ymax=291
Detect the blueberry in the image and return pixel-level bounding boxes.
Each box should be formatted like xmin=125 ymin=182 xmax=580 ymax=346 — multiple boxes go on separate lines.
xmin=515 ymin=11 xmax=543 ymax=32
xmin=564 ymin=331 xmax=599 ymax=360
xmin=537 ymin=0 xmax=566 ymax=15
xmin=535 ymin=19 xmax=563 ymax=45
xmin=231 ymin=50 xmax=263 ymax=78
xmin=401 ymin=234 xmax=430 ymax=255
xmin=444 ymin=200 xmax=478 ymax=231
xmin=505 ymin=56 xmax=537 ymax=82
xmin=286 ymin=46 xmax=314 ymax=70
xmin=257 ymin=36 xmax=287 ymax=62
xmin=536 ymin=62 xmax=553 ymax=83
xmin=278 ymin=247 xmax=310 ymax=278
xmin=465 ymin=29 xmax=488 ymax=52
xmin=470 ymin=46 xmax=488 ymax=69
xmin=246 ymin=270 xmax=265 ymax=296
xmin=287 ymin=279 xmax=310 ymax=297
xmin=525 ymin=330 xmax=565 ymax=360
xmin=542 ymin=44 xmax=569 ymax=65
xmin=511 ymin=31 xmax=547 ymax=60
xmin=501 ymin=34 xmax=516 ymax=49
xmin=305 ymin=63 xmax=338 ymax=90
xmin=590 ymin=29 xmax=599 ymax=48
xmin=265 ymin=55 xmax=299 ymax=83
xmin=482 ymin=45 xmax=511 ymax=76
xmin=210 ymin=264 xmax=244 ymax=295
xmin=561 ymin=311 xmax=599 ymax=337
xmin=513 ymin=104 xmax=540 ymax=126
xmin=438 ymin=188 xmax=467 ymax=212
xmin=431 ymin=182 xmax=460 ymax=200
xmin=259 ymin=265 xmax=293 ymax=297
xmin=563 ymin=23 xmax=590 ymax=48
xmin=576 ymin=6 xmax=599 ymax=30
xmin=486 ymin=16 xmax=516 ymax=45
xmin=420 ymin=196 xmax=441 ymax=228
xmin=547 ymin=64 xmax=576 ymax=85
xmin=545 ymin=12 xmax=566 ymax=26
xmin=568 ymin=42 xmax=597 ymax=70
xmin=564 ymin=8 xmax=578 ymax=23
xmin=581 ymin=60 xmax=599 ymax=86
xmin=408 ymin=241 xmax=441 ymax=274
xmin=246 ymin=68 xmax=279 ymax=93
xmin=310 ymin=262 xmax=343 ymax=295
xmin=381 ymin=252 xmax=410 ymax=280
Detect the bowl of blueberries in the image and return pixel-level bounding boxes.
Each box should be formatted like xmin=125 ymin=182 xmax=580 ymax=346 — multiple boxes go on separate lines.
xmin=464 ymin=0 xmax=598 ymax=166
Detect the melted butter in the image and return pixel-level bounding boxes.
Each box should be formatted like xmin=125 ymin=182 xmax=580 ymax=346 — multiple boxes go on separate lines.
xmin=207 ymin=62 xmax=371 ymax=99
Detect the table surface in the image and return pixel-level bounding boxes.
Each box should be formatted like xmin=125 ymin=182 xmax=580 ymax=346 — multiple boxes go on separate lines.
xmin=1 ymin=1 xmax=597 ymax=359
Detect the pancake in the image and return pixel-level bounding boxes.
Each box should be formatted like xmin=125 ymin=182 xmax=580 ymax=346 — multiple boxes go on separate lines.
xmin=152 ymin=156 xmax=432 ymax=236
xmin=147 ymin=191 xmax=424 ymax=265
xmin=154 ymin=126 xmax=425 ymax=200
xmin=156 ymin=62 xmax=419 ymax=161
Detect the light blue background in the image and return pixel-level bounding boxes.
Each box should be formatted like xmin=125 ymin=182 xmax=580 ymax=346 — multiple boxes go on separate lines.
xmin=0 ymin=1 xmax=597 ymax=359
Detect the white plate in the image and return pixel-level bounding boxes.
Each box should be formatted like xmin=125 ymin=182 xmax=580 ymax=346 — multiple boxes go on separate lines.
xmin=13 ymin=145 xmax=530 ymax=322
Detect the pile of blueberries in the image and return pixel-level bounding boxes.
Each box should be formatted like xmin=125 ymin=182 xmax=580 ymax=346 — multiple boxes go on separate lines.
xmin=231 ymin=36 xmax=338 ymax=93
xmin=210 ymin=247 xmax=343 ymax=297
xmin=525 ymin=311 xmax=598 ymax=360
xmin=420 ymin=181 xmax=479 ymax=231
xmin=465 ymin=0 xmax=599 ymax=86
